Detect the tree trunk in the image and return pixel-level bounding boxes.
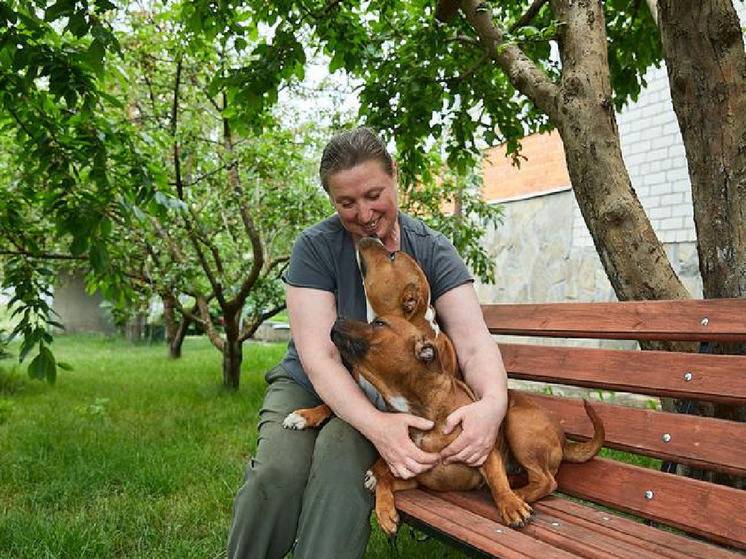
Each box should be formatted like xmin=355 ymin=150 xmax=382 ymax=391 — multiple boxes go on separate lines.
xmin=222 ymin=313 xmax=242 ymax=390
xmin=656 ymin=0 xmax=746 ymax=487
xmin=162 ymin=292 xmax=192 ymax=358
xmin=657 ymin=0 xmax=746 ymax=304
xmin=169 ymin=314 xmax=191 ymax=359
xmin=550 ymin=0 xmax=692 ymax=303
xmin=162 ymin=292 xmax=178 ymax=345
xmin=125 ymin=312 xmax=146 ymax=342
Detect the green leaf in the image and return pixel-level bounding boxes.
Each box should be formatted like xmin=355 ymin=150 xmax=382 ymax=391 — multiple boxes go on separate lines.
xmin=89 ymin=242 xmax=109 ymax=272
xmin=58 ymin=361 xmax=73 ymax=371
xmin=99 ymin=217 xmax=112 ymax=237
xmin=28 ymin=346 xmax=56 ymax=383
xmin=45 ymin=0 xmax=75 ymax=22
xmin=70 ymin=234 xmax=89 ymax=256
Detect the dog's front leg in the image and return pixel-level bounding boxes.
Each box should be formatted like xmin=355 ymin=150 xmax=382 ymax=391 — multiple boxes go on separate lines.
xmin=282 ymin=404 xmax=332 ymax=430
xmin=479 ymin=449 xmax=534 ymax=528
xmin=368 ymin=458 xmax=418 ymax=536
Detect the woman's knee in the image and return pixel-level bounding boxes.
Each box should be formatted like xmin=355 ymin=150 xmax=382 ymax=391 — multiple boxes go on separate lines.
xmin=311 ymin=420 xmax=377 ymax=484
xmin=237 ymin=457 xmax=310 ymax=507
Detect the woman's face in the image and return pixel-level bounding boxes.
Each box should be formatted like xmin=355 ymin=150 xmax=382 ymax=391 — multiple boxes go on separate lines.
xmin=326 ymin=159 xmax=399 ymax=246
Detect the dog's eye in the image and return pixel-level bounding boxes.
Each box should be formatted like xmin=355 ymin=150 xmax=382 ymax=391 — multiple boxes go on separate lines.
xmin=372 ymin=318 xmax=386 ymax=328
xmin=388 ymin=252 xmax=396 ymax=262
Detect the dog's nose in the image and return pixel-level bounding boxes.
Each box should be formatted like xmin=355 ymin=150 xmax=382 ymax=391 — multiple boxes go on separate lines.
xmin=358 ymin=236 xmax=383 ymax=249
xmin=330 ymin=318 xmax=349 ymax=344
xmin=331 ymin=318 xmax=345 ymax=337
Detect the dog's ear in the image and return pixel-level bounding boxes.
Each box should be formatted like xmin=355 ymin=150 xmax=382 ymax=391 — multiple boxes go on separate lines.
xmin=436 ymin=337 xmax=458 ymax=376
xmin=400 ymin=283 xmax=422 ymax=318
xmin=414 ymin=338 xmax=436 ymax=364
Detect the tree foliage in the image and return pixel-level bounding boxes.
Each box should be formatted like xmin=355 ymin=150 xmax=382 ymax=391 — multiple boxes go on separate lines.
xmin=2 ymin=0 xmax=558 ymax=386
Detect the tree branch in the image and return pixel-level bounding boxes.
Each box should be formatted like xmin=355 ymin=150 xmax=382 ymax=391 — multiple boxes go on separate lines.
xmin=509 ymin=0 xmax=550 ymax=32
xmin=182 ymin=213 xmax=226 ymax=307
xmin=168 ymin=159 xmax=236 ymax=188
xmin=239 ymin=303 xmax=287 ymax=342
xmin=221 ymin=92 xmax=264 ymax=310
xmin=0 ymin=249 xmax=84 ymax=261
xmin=170 ymin=55 xmax=184 ymax=200
xmin=196 ymin=295 xmax=225 ymax=351
xmin=458 ymin=0 xmax=560 ymax=121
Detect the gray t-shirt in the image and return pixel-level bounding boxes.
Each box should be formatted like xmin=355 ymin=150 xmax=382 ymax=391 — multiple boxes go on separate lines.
xmin=281 ymin=211 xmax=473 ymax=403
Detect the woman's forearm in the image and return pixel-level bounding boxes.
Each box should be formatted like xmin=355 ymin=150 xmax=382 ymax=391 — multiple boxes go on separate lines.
xmin=306 ymin=356 xmax=382 ymax=440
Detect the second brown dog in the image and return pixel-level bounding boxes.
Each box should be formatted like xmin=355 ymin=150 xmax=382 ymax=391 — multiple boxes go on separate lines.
xmin=331 ymin=314 xmax=605 ymax=534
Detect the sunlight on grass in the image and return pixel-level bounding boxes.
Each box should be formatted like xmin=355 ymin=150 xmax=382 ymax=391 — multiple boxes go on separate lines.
xmin=0 ymin=334 xmax=469 ymax=558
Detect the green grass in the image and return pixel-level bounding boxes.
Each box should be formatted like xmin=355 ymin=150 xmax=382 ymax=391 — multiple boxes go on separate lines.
xmin=0 ymin=334 xmax=468 ymax=559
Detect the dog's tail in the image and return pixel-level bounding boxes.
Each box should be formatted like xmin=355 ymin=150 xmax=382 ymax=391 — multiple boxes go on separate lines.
xmin=562 ymin=400 xmax=605 ymax=463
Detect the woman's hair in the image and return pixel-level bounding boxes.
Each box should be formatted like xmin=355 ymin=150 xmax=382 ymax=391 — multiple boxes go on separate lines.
xmin=319 ymin=127 xmax=394 ymax=192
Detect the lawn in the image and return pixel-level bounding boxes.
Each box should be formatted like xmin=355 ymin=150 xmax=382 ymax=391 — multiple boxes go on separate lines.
xmin=0 ymin=334 xmax=468 ymax=559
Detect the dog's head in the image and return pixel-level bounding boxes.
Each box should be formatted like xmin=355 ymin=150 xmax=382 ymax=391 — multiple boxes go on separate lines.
xmin=357 ymin=237 xmax=430 ymax=321
xmin=331 ymin=314 xmax=447 ymax=410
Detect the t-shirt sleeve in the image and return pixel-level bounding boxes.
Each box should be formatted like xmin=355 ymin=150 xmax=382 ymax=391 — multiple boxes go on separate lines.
xmin=282 ymin=233 xmax=336 ymax=292
xmin=429 ymin=233 xmax=474 ymax=301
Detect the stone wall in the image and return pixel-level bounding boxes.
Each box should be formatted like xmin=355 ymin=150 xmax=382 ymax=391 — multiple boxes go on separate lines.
xmin=52 ymin=270 xmax=116 ymax=334
xmin=476 ymin=190 xmax=703 ymax=304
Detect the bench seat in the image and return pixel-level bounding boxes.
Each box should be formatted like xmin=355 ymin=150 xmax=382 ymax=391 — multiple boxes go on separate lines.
xmin=397 ymin=489 xmax=742 ymax=559
xmin=395 ymin=299 xmax=746 ymax=558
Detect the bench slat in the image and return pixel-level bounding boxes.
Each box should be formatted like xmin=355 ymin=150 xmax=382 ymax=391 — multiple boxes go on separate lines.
xmin=483 ymin=299 xmax=746 ymax=341
xmin=555 ymin=458 xmax=746 ymax=549
xmin=439 ymin=493 xmax=675 ymax=559
xmin=518 ymin=392 xmax=746 ymax=476
xmin=538 ymin=498 xmax=740 ymax=559
xmin=405 ymin=490 xmax=742 ymax=559
xmin=500 ymin=343 xmax=746 ymax=404
xmin=437 ymin=491 xmax=710 ymax=559
xmin=396 ymin=489 xmax=579 ymax=558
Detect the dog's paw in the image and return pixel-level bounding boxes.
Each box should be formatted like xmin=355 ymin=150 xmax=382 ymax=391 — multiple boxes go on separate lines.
xmin=498 ymin=492 xmax=534 ymax=529
xmin=364 ymin=470 xmax=377 ymax=493
xmin=376 ymin=502 xmax=400 ymax=536
xmin=282 ymin=412 xmax=307 ymax=430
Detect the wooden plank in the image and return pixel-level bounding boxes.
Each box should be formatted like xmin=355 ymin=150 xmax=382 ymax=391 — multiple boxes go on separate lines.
xmin=483 ymin=299 xmax=746 ymax=342
xmin=555 ymin=458 xmax=746 ymax=549
xmin=395 ymin=489 xmax=580 ymax=558
xmin=538 ymin=498 xmax=743 ymax=559
xmin=518 ymin=392 xmax=746 ymax=476
xmin=436 ymin=491 xmax=672 ymax=559
xmin=430 ymin=489 xmax=742 ymax=559
xmin=499 ymin=343 xmax=746 ymax=404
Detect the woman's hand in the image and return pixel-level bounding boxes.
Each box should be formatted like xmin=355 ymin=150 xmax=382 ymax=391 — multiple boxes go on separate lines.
xmin=439 ymin=395 xmax=506 ymax=466
xmin=367 ymin=411 xmax=439 ymax=479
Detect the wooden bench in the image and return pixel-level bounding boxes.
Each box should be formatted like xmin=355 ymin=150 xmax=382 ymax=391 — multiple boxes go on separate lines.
xmin=395 ymin=298 xmax=746 ymax=558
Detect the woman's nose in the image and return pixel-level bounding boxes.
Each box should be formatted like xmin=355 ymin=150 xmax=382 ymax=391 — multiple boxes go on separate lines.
xmin=358 ymin=204 xmax=373 ymax=223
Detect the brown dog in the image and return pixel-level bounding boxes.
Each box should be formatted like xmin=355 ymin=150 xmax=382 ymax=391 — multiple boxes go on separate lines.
xmin=331 ymin=314 xmax=605 ymax=535
xmin=283 ymin=237 xmax=458 ymax=430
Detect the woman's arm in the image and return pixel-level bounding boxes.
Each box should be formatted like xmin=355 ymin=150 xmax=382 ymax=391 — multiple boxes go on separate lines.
xmin=434 ymin=283 xmax=508 ymax=466
xmin=286 ymin=285 xmax=439 ymax=479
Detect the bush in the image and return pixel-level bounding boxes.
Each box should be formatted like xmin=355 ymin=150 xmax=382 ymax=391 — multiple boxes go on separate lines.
xmin=0 ymin=328 xmax=11 ymax=361
xmin=0 ymin=364 xmax=27 ymax=396
xmin=0 ymin=398 xmax=14 ymax=424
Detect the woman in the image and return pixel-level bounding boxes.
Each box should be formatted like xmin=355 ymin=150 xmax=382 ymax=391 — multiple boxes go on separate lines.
xmin=227 ymin=127 xmax=508 ymax=558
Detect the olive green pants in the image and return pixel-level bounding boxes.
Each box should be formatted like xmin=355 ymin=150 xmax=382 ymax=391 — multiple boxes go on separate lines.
xmin=227 ymin=365 xmax=378 ymax=559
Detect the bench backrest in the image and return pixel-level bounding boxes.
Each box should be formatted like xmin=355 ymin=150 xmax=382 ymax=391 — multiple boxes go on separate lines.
xmin=483 ymin=298 xmax=746 ymax=550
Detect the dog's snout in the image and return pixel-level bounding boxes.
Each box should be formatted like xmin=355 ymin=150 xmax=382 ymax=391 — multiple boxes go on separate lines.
xmin=330 ymin=318 xmax=369 ymax=363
